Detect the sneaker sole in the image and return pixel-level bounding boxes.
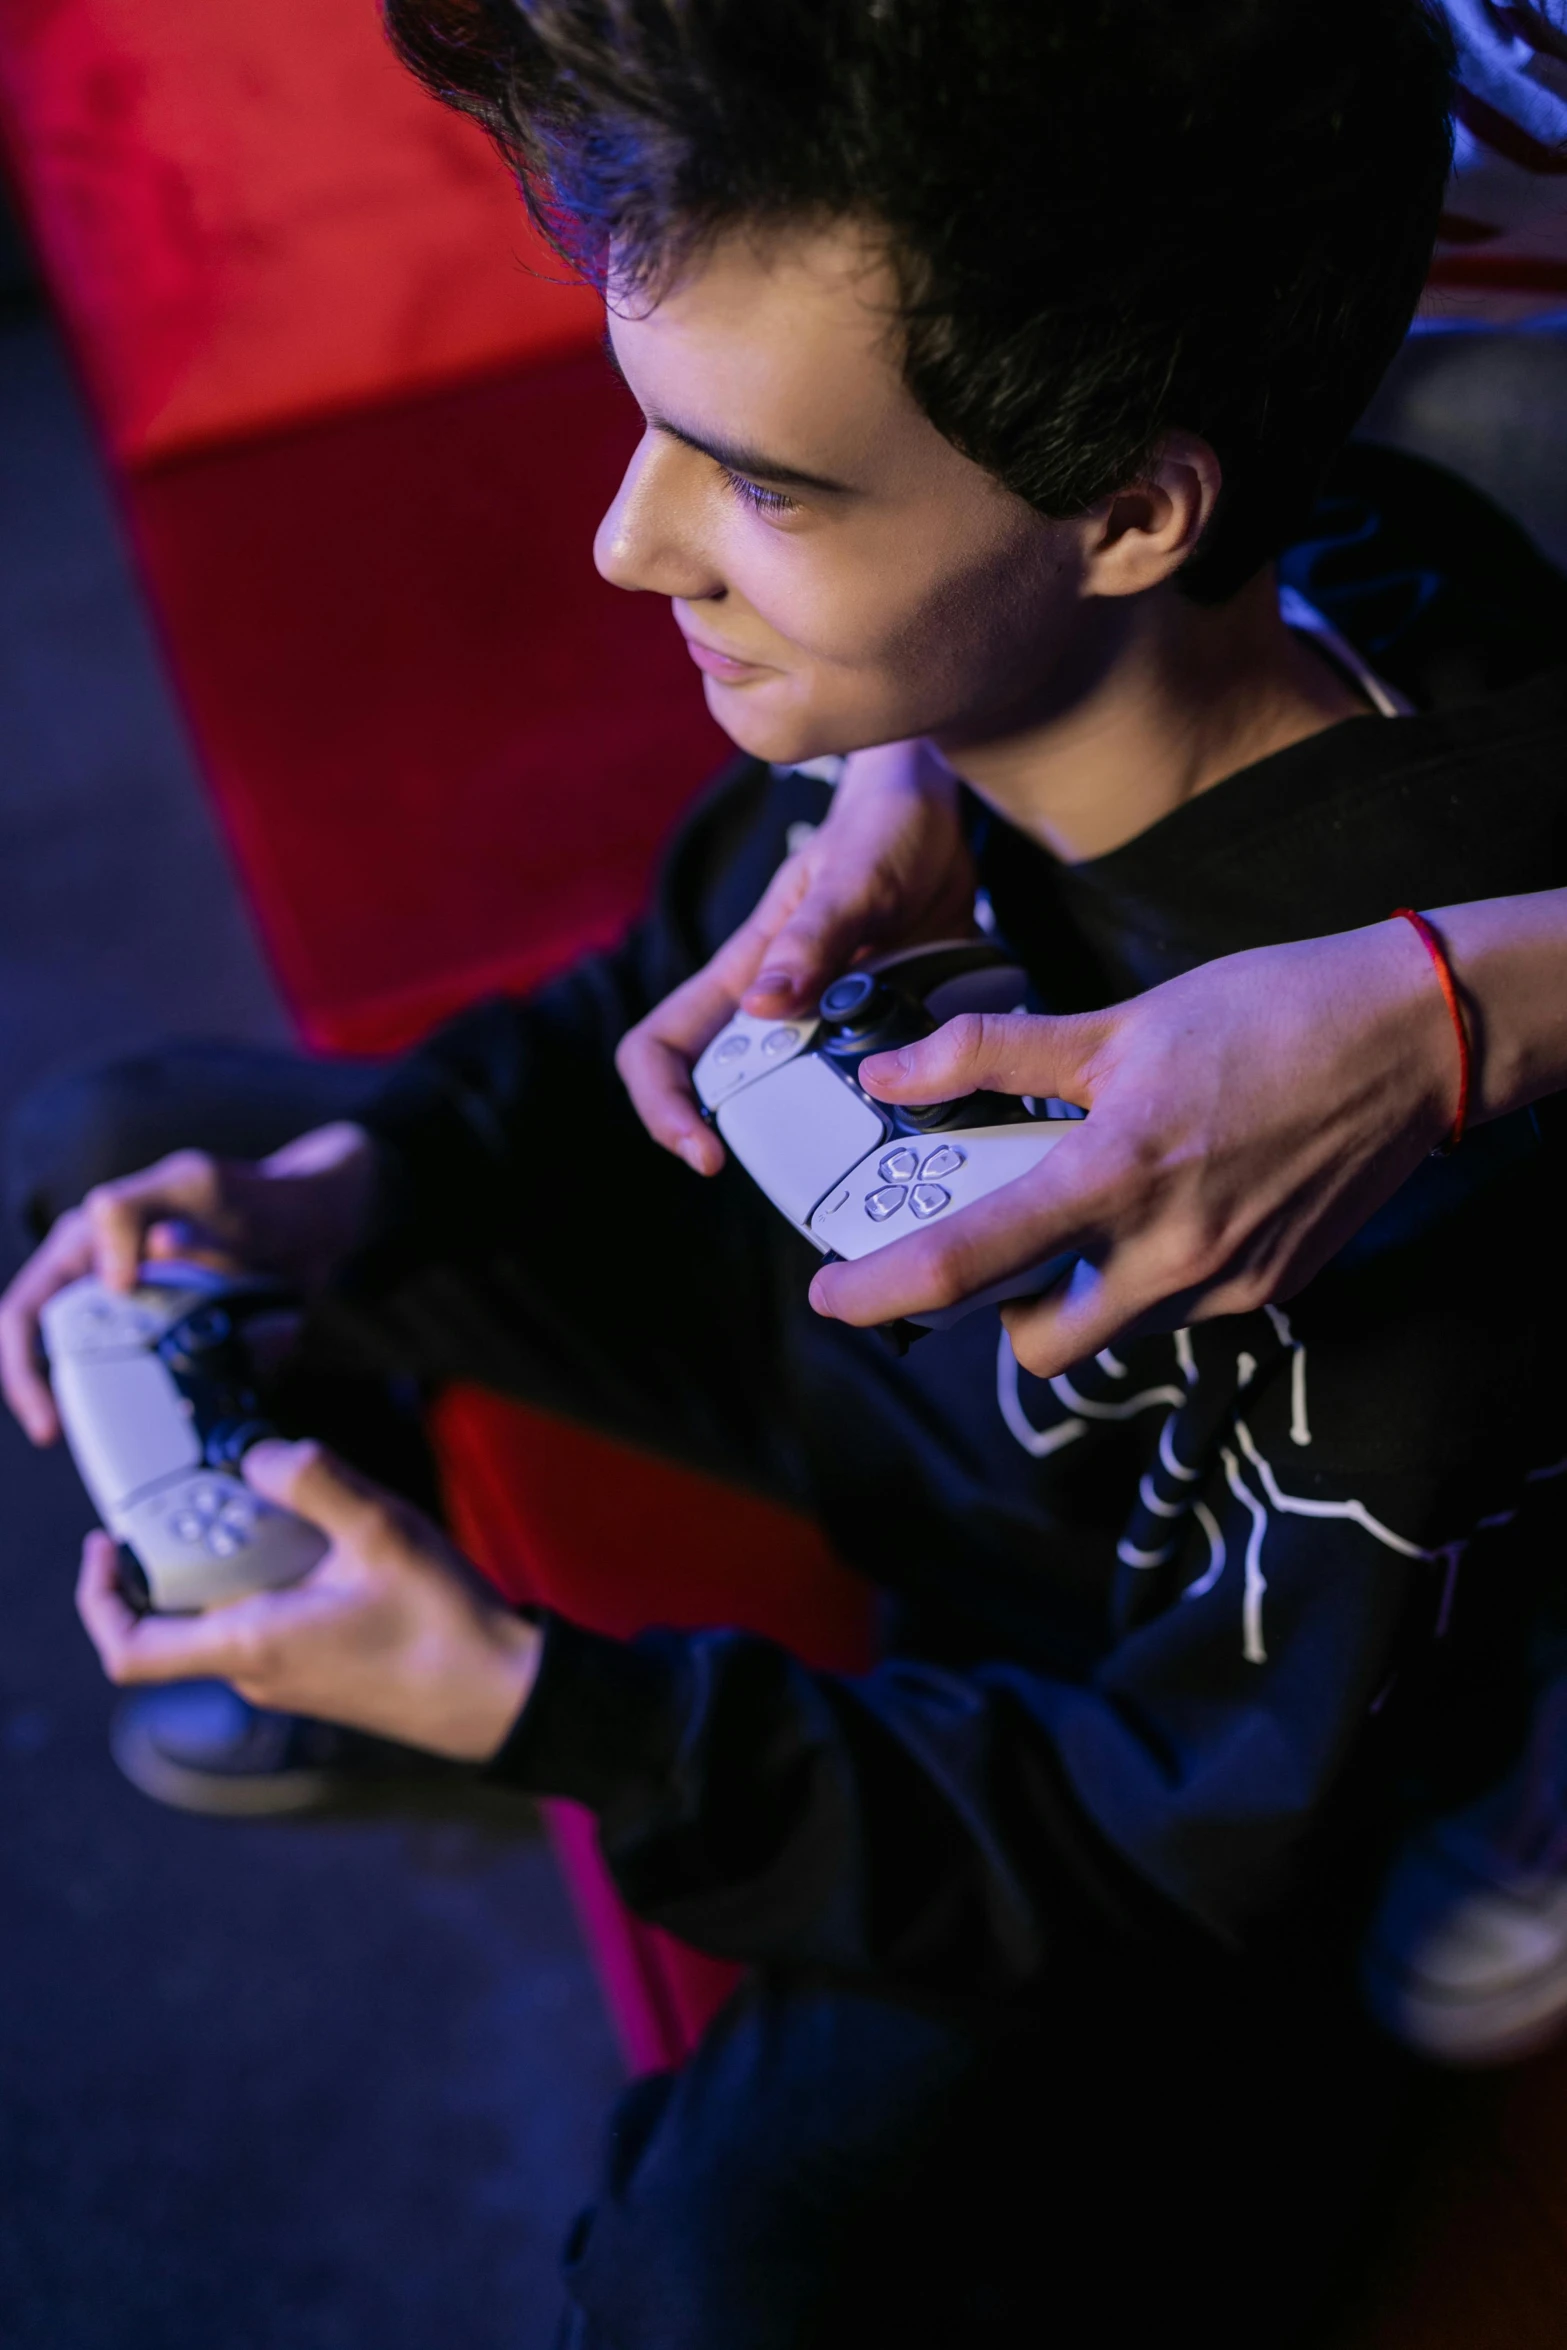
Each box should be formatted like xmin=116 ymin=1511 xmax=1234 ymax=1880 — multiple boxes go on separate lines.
xmin=1363 ymin=1945 xmax=1567 ymax=2067
xmin=109 ymin=1708 xmax=341 ymax=1818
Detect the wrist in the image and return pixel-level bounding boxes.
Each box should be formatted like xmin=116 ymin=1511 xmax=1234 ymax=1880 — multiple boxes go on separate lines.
xmin=455 ymin=1611 xmax=545 ymax=1763
xmin=1347 ymin=918 xmax=1458 ymax=1154
xmin=1426 ymin=891 xmax=1567 ymax=1126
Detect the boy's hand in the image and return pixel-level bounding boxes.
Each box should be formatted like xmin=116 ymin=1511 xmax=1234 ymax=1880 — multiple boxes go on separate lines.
xmin=0 ymin=1122 xmax=379 ymax=1445
xmin=617 ymin=739 xmax=975 ymax=1173
xmin=76 ymin=1440 xmax=541 ymax=1761
xmin=808 ymin=921 xmax=1454 ymax=1375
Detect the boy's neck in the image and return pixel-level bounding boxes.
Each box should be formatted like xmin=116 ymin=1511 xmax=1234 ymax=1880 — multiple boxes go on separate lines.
xmin=936 ymin=567 xmax=1369 ymax=864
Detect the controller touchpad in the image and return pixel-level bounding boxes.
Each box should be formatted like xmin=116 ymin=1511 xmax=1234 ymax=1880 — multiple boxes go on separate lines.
xmin=717 ymin=1056 xmax=886 ymax=1229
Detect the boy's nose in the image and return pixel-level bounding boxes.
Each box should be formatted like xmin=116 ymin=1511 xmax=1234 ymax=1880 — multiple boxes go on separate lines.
xmin=594 ymin=429 xmax=725 ymax=604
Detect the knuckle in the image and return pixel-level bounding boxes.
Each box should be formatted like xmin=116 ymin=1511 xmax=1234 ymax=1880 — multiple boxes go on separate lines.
xmin=226 ymin=1620 xmax=274 ymax=1686
xmin=913 ymin=1230 xmax=979 ymax=1311
xmin=161 ymin=1147 xmax=216 ymax=1192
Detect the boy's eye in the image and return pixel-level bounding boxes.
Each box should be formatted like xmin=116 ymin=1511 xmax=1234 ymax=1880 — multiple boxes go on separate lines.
xmin=717 ymin=465 xmax=798 ymax=518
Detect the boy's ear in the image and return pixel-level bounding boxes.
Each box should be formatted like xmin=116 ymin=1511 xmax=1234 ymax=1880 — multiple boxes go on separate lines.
xmin=1080 ymin=432 xmax=1223 ymax=598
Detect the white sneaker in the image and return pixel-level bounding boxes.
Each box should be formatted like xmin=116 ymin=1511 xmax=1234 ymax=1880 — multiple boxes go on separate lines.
xmin=1363 ymin=1683 xmax=1567 ymax=2065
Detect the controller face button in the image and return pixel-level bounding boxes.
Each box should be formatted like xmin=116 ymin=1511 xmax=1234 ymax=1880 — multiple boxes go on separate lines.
xmin=866 ymin=1185 xmax=907 ymax=1221
xmin=206 ymin=1526 xmax=244 ymax=1557
xmin=760 ymin=1025 xmax=800 ymax=1057
xmin=910 ymin=1183 xmax=952 ymax=1219
xmin=917 ymin=1145 xmax=966 ymax=1180
xmin=714 ymin=1032 xmax=751 ymax=1063
xmin=878 ymin=1146 xmax=919 ymax=1183
xmin=189 ymin=1481 xmax=226 ymax=1514
xmin=171 ymin=1511 xmax=207 ymax=1542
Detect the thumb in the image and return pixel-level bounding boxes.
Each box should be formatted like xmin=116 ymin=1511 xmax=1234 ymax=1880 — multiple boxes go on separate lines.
xmin=243 ymin=1437 xmax=383 ymax=1542
xmin=858 ymin=1009 xmax=1102 ymax=1106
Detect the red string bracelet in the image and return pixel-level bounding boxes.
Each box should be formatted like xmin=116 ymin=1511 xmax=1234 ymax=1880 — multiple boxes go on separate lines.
xmin=1390 ymin=908 xmax=1471 ymax=1155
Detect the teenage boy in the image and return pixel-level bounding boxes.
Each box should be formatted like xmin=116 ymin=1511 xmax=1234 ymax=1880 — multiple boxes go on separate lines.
xmin=9 ymin=0 xmax=1567 ymax=2339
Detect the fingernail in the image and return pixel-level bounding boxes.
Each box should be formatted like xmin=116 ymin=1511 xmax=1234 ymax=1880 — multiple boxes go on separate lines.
xmin=678 ymin=1134 xmax=711 ymax=1173
xmin=752 ymin=970 xmax=794 ymax=999
xmin=808 ymin=1274 xmax=834 ymax=1316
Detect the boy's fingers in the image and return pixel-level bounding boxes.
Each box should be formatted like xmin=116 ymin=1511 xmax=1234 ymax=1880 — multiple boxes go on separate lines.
xmin=996 ymin=1256 xmax=1182 ymax=1381
xmin=739 ymin=870 xmax=884 ymax=1014
xmin=242 ymin=1437 xmax=388 ymax=1545
xmin=76 ymin=1530 xmax=226 ymax=1682
xmin=616 ymin=974 xmax=732 ymax=1171
xmin=858 ymin=1012 xmax=1100 ymax=1107
xmin=77 ymin=1530 xmax=308 ymax=1687
xmin=0 ymin=1295 xmax=58 ymax=1443
xmin=808 ymin=1142 xmax=1100 ymax=1326
xmin=142 ymin=1218 xmax=244 ymax=1272
xmin=82 ymin=1185 xmax=154 ymax=1294
xmin=0 ymin=1229 xmax=91 ymax=1443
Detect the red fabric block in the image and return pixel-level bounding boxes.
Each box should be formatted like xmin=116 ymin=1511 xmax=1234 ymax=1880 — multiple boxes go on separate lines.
xmin=127 ymin=353 xmax=729 ymax=1053
xmin=433 ymin=1388 xmax=877 ymax=2071
xmin=430 ymin=1387 xmax=877 ymax=1668
xmin=0 ymin=0 xmax=602 ymax=463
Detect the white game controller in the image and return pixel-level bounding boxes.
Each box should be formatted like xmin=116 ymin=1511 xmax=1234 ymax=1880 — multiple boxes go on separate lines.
xmin=41 ymin=1264 xmax=329 ymax=1612
xmin=692 ymin=941 xmax=1086 ymax=1335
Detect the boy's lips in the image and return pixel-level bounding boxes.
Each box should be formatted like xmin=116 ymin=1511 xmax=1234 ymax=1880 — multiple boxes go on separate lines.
xmin=679 ymin=630 xmax=776 ymax=683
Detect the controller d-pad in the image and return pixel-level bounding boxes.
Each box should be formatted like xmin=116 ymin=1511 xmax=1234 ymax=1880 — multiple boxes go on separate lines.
xmin=760 ymin=1026 xmax=800 ymax=1058
xmin=910 ymin=1183 xmax=951 ymax=1219
xmin=878 ymin=1146 xmax=919 ymax=1184
xmin=161 ymin=1479 xmax=253 ymax=1554
xmin=866 ymin=1185 xmax=907 ymax=1221
xmin=917 ymin=1145 xmax=965 ymax=1181
xmin=714 ymin=1033 xmax=750 ymax=1063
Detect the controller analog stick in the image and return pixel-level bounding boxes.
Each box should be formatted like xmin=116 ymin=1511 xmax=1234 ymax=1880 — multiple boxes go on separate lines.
xmin=818 ymin=972 xmax=892 ymax=1031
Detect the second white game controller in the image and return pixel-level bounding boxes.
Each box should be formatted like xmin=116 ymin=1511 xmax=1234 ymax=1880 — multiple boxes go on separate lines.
xmin=41 ymin=1265 xmax=329 ymax=1612
xmin=693 ymin=941 xmax=1087 ymax=1334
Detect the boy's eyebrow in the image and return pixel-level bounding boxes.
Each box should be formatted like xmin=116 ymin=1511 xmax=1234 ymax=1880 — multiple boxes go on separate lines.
xmin=650 ymin=414 xmax=854 ymax=496
xmin=601 ymin=330 xmax=852 ymax=495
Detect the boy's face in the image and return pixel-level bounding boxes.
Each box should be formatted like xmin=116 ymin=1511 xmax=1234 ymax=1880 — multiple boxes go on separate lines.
xmin=597 ymin=222 xmax=1092 ymax=767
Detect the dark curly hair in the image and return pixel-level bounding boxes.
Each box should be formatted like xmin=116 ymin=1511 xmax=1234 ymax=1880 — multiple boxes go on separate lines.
xmin=383 ymin=0 xmax=1454 ymax=601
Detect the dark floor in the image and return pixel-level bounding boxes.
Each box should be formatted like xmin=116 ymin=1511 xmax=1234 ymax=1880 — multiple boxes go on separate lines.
xmin=0 ymin=310 xmax=620 ymax=2348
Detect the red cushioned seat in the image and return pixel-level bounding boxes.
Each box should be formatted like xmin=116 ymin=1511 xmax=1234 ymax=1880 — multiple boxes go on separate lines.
xmin=0 ymin=0 xmax=872 ymax=2067
xmin=434 ymin=1390 xmax=875 ymax=2070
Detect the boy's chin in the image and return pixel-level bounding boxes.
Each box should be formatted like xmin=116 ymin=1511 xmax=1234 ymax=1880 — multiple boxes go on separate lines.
xmin=701 ymin=675 xmax=850 ymax=770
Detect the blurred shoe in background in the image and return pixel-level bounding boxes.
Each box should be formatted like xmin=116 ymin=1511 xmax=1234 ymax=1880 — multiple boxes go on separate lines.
xmin=1365 ymin=1677 xmax=1567 ymax=2064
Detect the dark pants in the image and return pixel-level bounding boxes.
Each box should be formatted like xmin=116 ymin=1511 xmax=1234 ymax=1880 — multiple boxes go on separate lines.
xmin=7 ymin=1042 xmax=1423 ymax=2349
